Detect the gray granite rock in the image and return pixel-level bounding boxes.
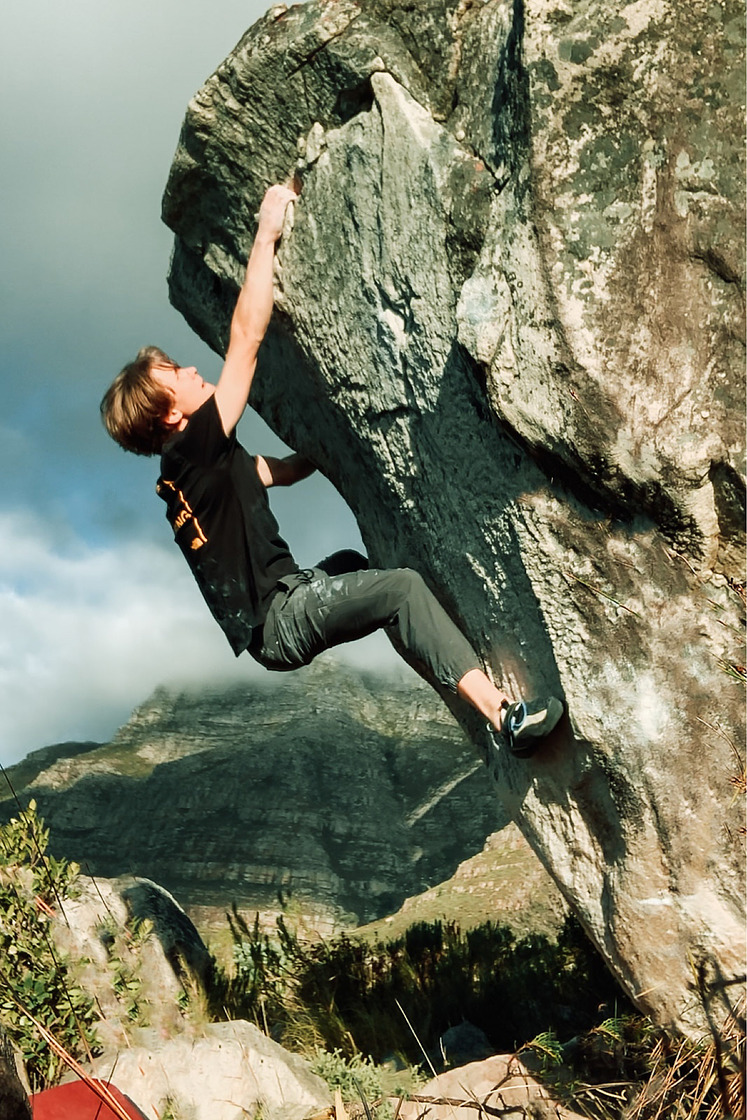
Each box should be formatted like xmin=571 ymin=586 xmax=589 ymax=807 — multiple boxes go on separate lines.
xmin=53 ymin=874 xmax=212 ymax=1053
xmin=161 ymin=0 xmax=745 ymax=1036
xmin=399 ymin=1051 xmax=586 ymax=1120
xmin=83 ymin=1020 xmax=330 ymax=1120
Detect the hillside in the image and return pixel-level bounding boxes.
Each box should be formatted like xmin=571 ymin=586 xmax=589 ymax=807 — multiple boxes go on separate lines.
xmin=2 ymin=662 xmax=564 ymax=935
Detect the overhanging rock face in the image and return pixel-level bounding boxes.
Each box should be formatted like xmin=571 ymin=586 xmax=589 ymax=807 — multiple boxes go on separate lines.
xmin=162 ymin=0 xmax=746 ymax=1035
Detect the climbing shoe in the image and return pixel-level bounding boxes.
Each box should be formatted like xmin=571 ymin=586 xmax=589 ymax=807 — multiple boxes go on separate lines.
xmin=488 ymin=695 xmax=564 ymax=758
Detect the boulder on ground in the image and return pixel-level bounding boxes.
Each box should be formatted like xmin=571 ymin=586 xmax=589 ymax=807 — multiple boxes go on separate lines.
xmin=399 ymin=1053 xmax=586 ymax=1120
xmin=53 ymin=874 xmax=212 ymax=1050
xmin=82 ymin=1020 xmax=331 ymax=1120
xmin=162 ymin=0 xmax=746 ymax=1036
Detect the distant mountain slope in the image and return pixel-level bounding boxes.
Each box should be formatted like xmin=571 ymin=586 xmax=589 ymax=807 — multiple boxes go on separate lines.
xmin=2 ymin=662 xmax=514 ymax=931
xmin=359 ymin=823 xmax=567 ymax=944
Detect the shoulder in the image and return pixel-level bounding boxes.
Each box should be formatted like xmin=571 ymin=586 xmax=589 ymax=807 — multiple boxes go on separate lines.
xmin=165 ymin=396 xmax=235 ymax=467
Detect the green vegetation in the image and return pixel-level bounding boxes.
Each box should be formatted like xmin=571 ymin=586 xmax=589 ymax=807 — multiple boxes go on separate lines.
xmin=309 ymin=1048 xmax=424 ymax=1114
xmin=206 ymin=908 xmax=745 ymax=1118
xmin=0 ymin=800 xmax=742 ymax=1118
xmin=100 ymin=912 xmax=154 ymax=1026
xmin=209 ymin=906 xmax=629 ymax=1063
xmin=0 ymin=800 xmax=100 ymax=1088
xmin=524 ymin=1011 xmax=746 ymax=1120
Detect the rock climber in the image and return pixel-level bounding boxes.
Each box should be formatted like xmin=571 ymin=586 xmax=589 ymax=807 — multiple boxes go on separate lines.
xmin=100 ymin=184 xmax=563 ymax=757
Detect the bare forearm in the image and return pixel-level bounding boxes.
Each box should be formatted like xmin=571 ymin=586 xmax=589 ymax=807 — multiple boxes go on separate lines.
xmin=214 ymin=184 xmax=296 ymax=435
xmin=279 ymin=453 xmax=316 ymax=485
xmin=256 ymin=453 xmax=317 ymax=487
xmin=230 ymin=231 xmax=277 ymax=350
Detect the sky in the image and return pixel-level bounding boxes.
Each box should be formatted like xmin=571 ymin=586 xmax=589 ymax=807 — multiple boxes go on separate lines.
xmin=1 ymin=0 xmax=400 ymax=766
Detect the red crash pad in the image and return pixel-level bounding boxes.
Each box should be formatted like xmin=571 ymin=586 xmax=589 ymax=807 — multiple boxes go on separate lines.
xmin=31 ymin=1078 xmax=147 ymax=1119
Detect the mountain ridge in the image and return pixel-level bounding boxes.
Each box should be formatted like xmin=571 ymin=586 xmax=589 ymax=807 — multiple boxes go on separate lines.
xmin=3 ymin=662 xmax=558 ymax=934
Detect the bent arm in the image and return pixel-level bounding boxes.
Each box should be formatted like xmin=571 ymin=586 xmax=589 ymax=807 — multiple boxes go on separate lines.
xmin=214 ymin=184 xmax=296 ymax=436
xmin=256 ymin=453 xmax=317 ymax=488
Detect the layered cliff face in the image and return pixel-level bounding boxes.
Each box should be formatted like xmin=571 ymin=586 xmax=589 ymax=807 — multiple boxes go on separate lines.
xmin=3 ymin=665 xmax=511 ymax=932
xmin=161 ymin=0 xmax=745 ymax=1033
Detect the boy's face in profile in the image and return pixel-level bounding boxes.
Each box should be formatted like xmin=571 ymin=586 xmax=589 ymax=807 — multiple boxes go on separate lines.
xmin=152 ymin=363 xmax=215 ymax=427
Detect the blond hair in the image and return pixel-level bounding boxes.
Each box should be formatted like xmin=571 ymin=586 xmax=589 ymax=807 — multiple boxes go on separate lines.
xmin=100 ymin=346 xmax=178 ymax=456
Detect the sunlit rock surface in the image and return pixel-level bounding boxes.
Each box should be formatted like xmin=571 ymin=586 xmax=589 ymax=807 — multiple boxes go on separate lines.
xmin=161 ymin=0 xmax=745 ymax=1034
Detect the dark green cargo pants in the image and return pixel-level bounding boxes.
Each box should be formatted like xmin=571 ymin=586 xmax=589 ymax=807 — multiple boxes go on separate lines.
xmin=249 ymin=550 xmax=480 ymax=693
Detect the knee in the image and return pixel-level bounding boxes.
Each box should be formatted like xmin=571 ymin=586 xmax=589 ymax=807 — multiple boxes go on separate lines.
xmin=369 ymin=567 xmax=429 ymax=615
xmin=392 ymin=567 xmax=427 ymax=599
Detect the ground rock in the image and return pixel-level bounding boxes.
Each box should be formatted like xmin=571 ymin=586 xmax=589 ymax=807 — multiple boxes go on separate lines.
xmin=439 ymin=1021 xmax=496 ymax=1068
xmin=82 ymin=1020 xmax=331 ymax=1120
xmin=53 ymin=874 xmax=212 ymax=1051
xmin=162 ymin=0 xmax=746 ymax=1034
xmin=52 ymin=877 xmax=330 ymax=1118
xmin=399 ymin=1052 xmax=585 ymax=1120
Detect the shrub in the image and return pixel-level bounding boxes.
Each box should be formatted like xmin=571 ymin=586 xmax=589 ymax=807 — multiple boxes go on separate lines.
xmin=0 ymin=800 xmax=100 ymax=1088
xmin=209 ymin=910 xmax=745 ymax=1117
xmin=309 ymin=1047 xmax=423 ymax=1111
xmin=209 ymin=908 xmax=628 ymax=1064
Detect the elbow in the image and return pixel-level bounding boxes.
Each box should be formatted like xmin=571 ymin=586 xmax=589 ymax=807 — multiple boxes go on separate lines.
xmin=228 ymin=325 xmax=263 ymax=360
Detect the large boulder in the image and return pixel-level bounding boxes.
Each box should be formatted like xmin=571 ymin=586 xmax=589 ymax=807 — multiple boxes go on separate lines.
xmin=161 ymin=0 xmax=745 ymax=1035
xmin=53 ymin=874 xmax=212 ymax=1051
xmin=83 ymin=1021 xmax=331 ymax=1120
xmin=50 ymin=876 xmax=330 ymax=1119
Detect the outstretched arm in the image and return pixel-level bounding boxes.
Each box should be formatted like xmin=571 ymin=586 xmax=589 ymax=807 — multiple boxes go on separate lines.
xmin=214 ymin=184 xmax=297 ymax=436
xmin=256 ymin=453 xmax=316 ymax=488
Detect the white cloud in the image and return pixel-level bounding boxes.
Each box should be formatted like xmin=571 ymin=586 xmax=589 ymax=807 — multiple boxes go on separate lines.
xmin=0 ymin=511 xmax=402 ymax=766
xmin=0 ymin=510 xmax=253 ymax=764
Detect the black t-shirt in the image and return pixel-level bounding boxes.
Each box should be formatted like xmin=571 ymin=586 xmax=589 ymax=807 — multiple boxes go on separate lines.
xmin=156 ymin=395 xmax=298 ymax=654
